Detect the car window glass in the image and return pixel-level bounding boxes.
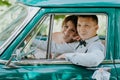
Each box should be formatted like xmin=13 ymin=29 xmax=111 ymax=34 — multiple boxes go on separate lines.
xmin=15 ymin=15 xmax=50 ymax=60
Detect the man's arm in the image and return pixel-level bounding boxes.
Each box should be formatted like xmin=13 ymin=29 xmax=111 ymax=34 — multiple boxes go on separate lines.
xmin=59 ymin=42 xmax=105 ymax=67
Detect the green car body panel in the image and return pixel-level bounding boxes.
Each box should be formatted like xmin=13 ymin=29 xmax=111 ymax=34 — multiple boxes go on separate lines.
xmin=17 ymin=0 xmax=120 ymax=7
xmin=0 ymin=0 xmax=120 ymax=80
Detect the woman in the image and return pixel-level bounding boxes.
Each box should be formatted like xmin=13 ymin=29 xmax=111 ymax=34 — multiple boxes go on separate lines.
xmin=52 ymin=15 xmax=80 ymax=44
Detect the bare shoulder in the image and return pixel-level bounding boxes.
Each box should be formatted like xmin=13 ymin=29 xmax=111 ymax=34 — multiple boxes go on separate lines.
xmin=52 ymin=32 xmax=62 ymax=38
xmin=52 ymin=32 xmax=65 ymax=43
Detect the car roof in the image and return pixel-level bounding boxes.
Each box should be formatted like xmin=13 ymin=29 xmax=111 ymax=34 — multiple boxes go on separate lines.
xmin=17 ymin=0 xmax=120 ymax=7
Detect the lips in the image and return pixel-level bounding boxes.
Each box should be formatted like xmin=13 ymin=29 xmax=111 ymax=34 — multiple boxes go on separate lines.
xmin=80 ymin=32 xmax=86 ymax=35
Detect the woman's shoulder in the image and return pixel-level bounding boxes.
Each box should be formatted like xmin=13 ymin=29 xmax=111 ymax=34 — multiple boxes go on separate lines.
xmin=52 ymin=32 xmax=62 ymax=38
xmin=52 ymin=32 xmax=65 ymax=44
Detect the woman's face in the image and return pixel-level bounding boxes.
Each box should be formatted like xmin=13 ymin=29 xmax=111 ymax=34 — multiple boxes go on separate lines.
xmin=62 ymin=21 xmax=78 ymax=42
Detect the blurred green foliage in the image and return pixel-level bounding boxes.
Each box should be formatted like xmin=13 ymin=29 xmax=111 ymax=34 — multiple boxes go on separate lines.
xmin=54 ymin=15 xmax=65 ymax=20
xmin=0 ymin=0 xmax=11 ymax=6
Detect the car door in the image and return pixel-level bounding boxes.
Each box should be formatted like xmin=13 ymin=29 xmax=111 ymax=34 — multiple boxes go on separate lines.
xmin=112 ymin=8 xmax=120 ymax=80
xmin=0 ymin=7 xmax=118 ymax=80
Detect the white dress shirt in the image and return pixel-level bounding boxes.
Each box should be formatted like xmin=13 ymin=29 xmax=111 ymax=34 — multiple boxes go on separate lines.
xmin=33 ymin=36 xmax=105 ymax=67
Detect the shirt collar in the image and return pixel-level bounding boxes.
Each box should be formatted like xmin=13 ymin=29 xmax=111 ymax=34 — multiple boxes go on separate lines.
xmin=85 ymin=36 xmax=99 ymax=44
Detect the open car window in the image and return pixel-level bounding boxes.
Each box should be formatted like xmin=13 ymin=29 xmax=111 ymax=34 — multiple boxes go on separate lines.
xmin=15 ymin=14 xmax=107 ymax=62
xmin=51 ymin=14 xmax=107 ymax=59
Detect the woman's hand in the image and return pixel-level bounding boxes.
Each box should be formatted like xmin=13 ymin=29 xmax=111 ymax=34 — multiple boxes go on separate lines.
xmin=72 ymin=35 xmax=81 ymax=41
xmin=56 ymin=54 xmax=65 ymax=59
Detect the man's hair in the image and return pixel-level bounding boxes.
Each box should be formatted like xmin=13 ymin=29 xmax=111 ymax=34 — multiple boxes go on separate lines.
xmin=78 ymin=15 xmax=98 ymax=24
xmin=62 ymin=15 xmax=78 ymax=29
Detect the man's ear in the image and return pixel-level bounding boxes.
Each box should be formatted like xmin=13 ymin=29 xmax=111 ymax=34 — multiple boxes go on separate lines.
xmin=95 ymin=25 xmax=99 ymax=30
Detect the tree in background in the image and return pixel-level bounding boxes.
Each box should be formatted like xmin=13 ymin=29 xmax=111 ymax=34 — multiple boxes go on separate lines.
xmin=0 ymin=0 xmax=11 ymax=6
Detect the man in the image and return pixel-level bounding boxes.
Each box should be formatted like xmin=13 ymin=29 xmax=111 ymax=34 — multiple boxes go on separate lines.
xmin=33 ymin=15 xmax=105 ymax=67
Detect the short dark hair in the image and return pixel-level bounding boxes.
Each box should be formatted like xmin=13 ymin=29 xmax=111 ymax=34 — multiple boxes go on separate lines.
xmin=78 ymin=15 xmax=98 ymax=24
xmin=62 ymin=15 xmax=78 ymax=29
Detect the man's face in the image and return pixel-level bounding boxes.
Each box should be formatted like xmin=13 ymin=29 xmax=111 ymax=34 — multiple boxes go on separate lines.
xmin=62 ymin=21 xmax=78 ymax=42
xmin=77 ymin=17 xmax=98 ymax=40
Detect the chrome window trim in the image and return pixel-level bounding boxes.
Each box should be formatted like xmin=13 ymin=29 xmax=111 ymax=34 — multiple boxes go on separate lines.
xmin=0 ymin=59 xmax=115 ymax=65
xmin=46 ymin=14 xmax=54 ymax=59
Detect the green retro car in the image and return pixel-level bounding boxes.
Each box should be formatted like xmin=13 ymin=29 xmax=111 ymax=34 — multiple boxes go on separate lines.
xmin=0 ymin=0 xmax=120 ymax=80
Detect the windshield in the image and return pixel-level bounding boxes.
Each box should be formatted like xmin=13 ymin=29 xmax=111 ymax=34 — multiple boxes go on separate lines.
xmin=0 ymin=4 xmax=27 ymax=46
xmin=0 ymin=3 xmax=40 ymax=55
